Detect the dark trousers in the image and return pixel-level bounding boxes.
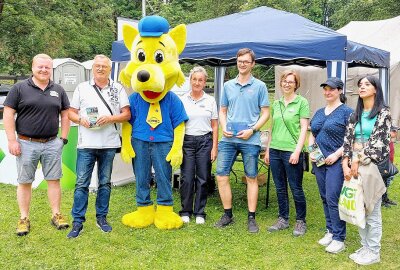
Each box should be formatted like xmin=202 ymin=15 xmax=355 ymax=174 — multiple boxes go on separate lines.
xmin=269 ymin=149 xmax=307 ymax=221
xmin=179 ymin=133 xmax=212 ymax=218
xmin=382 ymin=176 xmax=389 ymax=201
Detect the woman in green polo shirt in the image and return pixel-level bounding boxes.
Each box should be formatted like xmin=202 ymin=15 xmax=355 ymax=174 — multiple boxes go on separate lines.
xmin=264 ymin=70 xmax=310 ymax=237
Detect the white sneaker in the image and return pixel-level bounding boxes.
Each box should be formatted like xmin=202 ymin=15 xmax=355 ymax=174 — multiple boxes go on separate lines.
xmin=318 ymin=232 xmax=333 ymax=246
xmin=349 ymin=246 xmax=368 ymax=261
xmin=325 ymin=240 xmax=345 ymax=254
xmin=181 ymin=216 xmax=190 ymax=223
xmin=195 ymin=217 xmax=205 ymax=224
xmin=354 ymin=248 xmax=380 ymax=265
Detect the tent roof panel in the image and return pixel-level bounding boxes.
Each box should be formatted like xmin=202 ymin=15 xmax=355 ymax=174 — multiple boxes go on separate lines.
xmin=112 ymin=6 xmax=389 ymax=68
xmin=338 ymin=16 xmax=400 ymax=64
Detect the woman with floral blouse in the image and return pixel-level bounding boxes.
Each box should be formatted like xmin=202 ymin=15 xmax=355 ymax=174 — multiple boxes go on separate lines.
xmin=342 ymin=76 xmax=391 ymax=266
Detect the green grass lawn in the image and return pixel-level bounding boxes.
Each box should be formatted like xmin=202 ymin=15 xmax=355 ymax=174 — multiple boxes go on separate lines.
xmin=1 ymin=155 xmax=400 ymax=269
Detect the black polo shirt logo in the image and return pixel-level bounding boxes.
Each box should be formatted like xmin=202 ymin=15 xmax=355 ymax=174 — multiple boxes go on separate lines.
xmin=50 ymin=91 xmax=59 ymax=98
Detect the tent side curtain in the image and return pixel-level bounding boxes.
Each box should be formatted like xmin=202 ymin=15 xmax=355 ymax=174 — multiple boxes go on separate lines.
xmin=112 ymin=41 xmax=130 ymax=62
xmin=346 ymin=40 xmax=390 ymax=68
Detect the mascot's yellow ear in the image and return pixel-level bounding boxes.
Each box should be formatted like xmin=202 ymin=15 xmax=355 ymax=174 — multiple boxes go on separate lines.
xmin=169 ymin=24 xmax=186 ymax=54
xmin=122 ymin=24 xmax=139 ymax=51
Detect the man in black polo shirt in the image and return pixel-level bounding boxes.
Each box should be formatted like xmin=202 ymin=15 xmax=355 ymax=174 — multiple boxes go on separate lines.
xmin=3 ymin=53 xmax=71 ymax=236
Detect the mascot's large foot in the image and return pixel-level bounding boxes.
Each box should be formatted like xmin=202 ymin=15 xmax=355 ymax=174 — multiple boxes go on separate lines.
xmin=154 ymin=205 xmax=183 ymax=230
xmin=121 ymin=205 xmax=155 ymax=228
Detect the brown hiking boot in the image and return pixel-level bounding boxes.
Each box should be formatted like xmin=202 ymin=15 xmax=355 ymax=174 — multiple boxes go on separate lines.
xmin=16 ymin=217 xmax=30 ymax=236
xmin=51 ymin=213 xmax=70 ymax=230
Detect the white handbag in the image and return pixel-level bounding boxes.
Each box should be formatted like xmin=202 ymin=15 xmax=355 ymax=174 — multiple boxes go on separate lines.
xmin=338 ymin=177 xmax=366 ymax=229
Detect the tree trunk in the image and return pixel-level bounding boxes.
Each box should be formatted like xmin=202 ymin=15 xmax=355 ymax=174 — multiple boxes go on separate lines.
xmin=0 ymin=0 xmax=4 ymax=18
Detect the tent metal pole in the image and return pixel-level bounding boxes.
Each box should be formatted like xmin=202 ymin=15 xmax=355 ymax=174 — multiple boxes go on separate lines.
xmin=326 ymin=60 xmax=347 ymax=94
xmin=379 ymin=68 xmax=390 ymax=105
xmin=214 ymin=66 xmax=226 ymax=111
xmin=142 ymin=0 xmax=146 ymax=17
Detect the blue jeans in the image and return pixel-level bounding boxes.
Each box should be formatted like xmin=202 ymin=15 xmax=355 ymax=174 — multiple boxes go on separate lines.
xmin=269 ymin=149 xmax=306 ymax=221
xmin=71 ymin=148 xmax=116 ymax=223
xmin=313 ymin=160 xmax=346 ymax=241
xmin=216 ymin=141 xmax=260 ymax=178
xmin=132 ymin=138 xmax=173 ymax=206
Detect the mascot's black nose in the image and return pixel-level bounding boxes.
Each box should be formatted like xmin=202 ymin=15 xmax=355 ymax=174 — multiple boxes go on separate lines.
xmin=137 ymin=70 xmax=150 ymax=82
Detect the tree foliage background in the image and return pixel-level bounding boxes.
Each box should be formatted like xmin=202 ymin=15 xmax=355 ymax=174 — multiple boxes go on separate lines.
xmin=0 ymin=0 xmax=399 ymax=75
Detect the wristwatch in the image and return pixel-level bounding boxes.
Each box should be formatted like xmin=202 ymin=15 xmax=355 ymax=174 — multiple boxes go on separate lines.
xmin=60 ymin=137 xmax=68 ymax=145
xmin=251 ymin=126 xmax=257 ymax=133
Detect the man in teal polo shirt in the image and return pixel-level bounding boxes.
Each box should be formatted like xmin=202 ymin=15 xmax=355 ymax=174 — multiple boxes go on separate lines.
xmin=215 ymin=48 xmax=270 ymax=233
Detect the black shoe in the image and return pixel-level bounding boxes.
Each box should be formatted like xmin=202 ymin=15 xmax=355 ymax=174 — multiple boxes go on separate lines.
xmin=96 ymin=217 xmax=112 ymax=233
xmin=248 ymin=217 xmax=259 ymax=233
xmin=214 ymin=214 xmax=234 ymax=228
xmin=67 ymin=223 xmax=83 ymax=239
xmin=382 ymin=201 xmax=391 ymax=208
xmin=386 ymin=198 xmax=397 ymax=206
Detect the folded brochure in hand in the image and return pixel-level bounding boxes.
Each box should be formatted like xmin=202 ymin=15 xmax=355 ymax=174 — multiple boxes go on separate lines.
xmin=308 ymin=142 xmax=325 ymax=167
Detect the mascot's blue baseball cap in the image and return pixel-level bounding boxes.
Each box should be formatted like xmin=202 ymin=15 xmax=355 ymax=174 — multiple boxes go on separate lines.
xmin=138 ymin=15 xmax=170 ymax=37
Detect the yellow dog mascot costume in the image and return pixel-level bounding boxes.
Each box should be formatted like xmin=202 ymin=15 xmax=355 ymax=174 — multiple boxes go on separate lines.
xmin=119 ymin=16 xmax=188 ymax=229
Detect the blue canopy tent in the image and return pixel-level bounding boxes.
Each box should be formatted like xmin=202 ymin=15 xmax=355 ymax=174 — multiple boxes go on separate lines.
xmin=111 ymin=6 xmax=390 ymax=101
xmin=346 ymin=41 xmax=390 ymax=68
xmin=112 ymin=6 xmax=348 ymax=66
xmin=345 ymin=40 xmax=390 ymax=100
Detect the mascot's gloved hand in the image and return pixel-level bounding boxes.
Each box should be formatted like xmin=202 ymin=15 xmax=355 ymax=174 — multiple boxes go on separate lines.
xmin=165 ymin=122 xmax=185 ymax=169
xmin=121 ymin=122 xmax=135 ymax=163
xmin=121 ymin=205 xmax=155 ymax=228
xmin=154 ymin=205 xmax=183 ymax=229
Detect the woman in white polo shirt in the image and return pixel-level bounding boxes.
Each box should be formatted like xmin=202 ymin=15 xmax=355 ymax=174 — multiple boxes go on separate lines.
xmin=179 ymin=66 xmax=218 ymax=224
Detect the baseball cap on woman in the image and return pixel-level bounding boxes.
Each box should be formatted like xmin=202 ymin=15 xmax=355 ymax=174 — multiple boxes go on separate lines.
xmin=320 ymin=77 xmax=344 ymax=89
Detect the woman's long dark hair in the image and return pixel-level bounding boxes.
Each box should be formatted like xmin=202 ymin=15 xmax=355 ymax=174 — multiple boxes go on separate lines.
xmin=351 ymin=75 xmax=387 ymax=123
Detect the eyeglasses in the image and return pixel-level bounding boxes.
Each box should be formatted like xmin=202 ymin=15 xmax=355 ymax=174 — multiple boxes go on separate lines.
xmin=237 ymin=60 xmax=253 ymax=65
xmin=36 ymin=66 xmax=51 ymax=70
xmin=282 ymin=80 xmax=296 ymax=85
xmin=94 ymin=64 xmax=110 ymax=70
